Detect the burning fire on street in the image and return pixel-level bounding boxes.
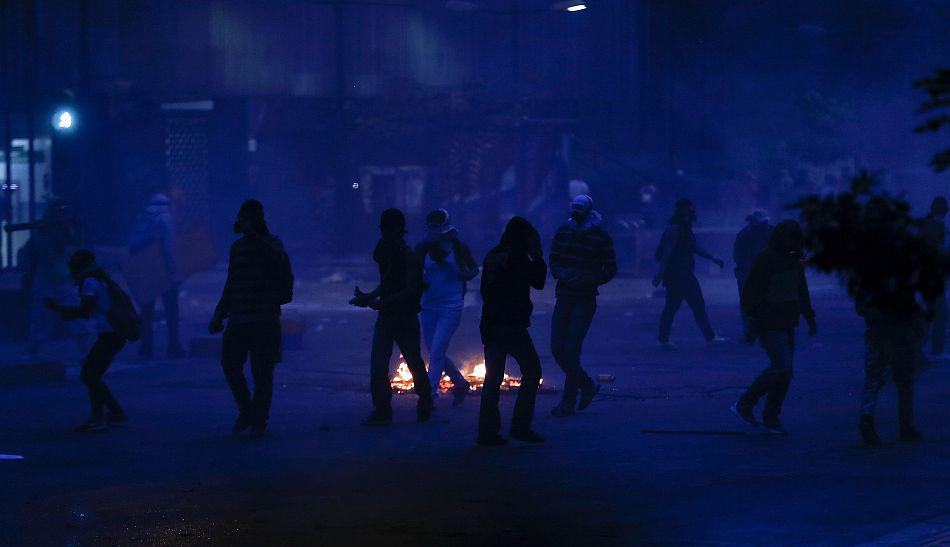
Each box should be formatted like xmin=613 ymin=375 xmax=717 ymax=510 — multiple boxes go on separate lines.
xmin=390 ymin=357 xmax=545 ymax=393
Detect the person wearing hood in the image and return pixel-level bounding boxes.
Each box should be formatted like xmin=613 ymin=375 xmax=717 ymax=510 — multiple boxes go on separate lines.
xmin=210 ymin=200 xmax=294 ymax=437
xmin=351 ymin=208 xmax=434 ymax=426
xmin=733 ymin=210 xmax=773 ymax=343
xmin=548 ymin=195 xmax=617 ymax=417
xmin=415 ymin=209 xmax=479 ymax=406
xmin=920 ymin=196 xmax=948 ymax=355
xmin=128 ymin=193 xmax=183 ymax=359
xmin=731 ymin=220 xmax=816 ymax=434
xmin=653 ymin=199 xmax=726 ymax=348
xmin=45 ymin=250 xmax=127 ymax=432
xmin=477 ymin=216 xmax=547 ymax=446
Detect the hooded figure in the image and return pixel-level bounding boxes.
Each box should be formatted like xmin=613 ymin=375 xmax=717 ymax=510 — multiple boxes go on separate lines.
xmin=210 ymin=199 xmax=294 ymax=437
xmin=731 ymin=220 xmax=816 ymax=434
xmin=414 ymin=208 xmax=479 ymax=405
xmin=733 ymin=210 xmax=773 ymax=342
xmin=477 ymin=216 xmax=547 ymax=446
xmin=129 ymin=193 xmax=183 ymax=359
xmin=548 ymin=195 xmax=617 ymax=416
xmin=351 ymin=208 xmax=434 ymax=426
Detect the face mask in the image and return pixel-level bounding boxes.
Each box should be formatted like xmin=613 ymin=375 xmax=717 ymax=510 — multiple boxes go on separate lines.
xmin=571 ymin=211 xmax=586 ymax=223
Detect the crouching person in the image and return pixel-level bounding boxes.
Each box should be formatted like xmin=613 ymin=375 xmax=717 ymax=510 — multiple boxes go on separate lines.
xmin=209 ymin=200 xmax=294 ymax=437
xmin=47 ymin=250 xmax=141 ymax=432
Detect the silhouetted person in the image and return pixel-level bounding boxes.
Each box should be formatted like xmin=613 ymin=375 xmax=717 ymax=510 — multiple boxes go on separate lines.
xmin=477 ymin=217 xmax=546 ymax=446
xmin=352 ymin=208 xmax=434 ymax=425
xmin=920 ymin=196 xmax=948 ymax=355
xmin=549 ymin=195 xmax=617 ymax=417
xmin=129 ymin=193 xmax=183 ymax=359
xmin=731 ymin=221 xmax=816 ymax=434
xmin=653 ymin=199 xmax=725 ymax=348
xmin=733 ymin=210 xmax=772 ymax=343
xmin=209 ymin=200 xmax=294 ymax=437
xmin=858 ymin=297 xmax=927 ymax=445
xmin=46 ymin=250 xmax=131 ymax=432
xmin=415 ymin=209 xmax=479 ymax=406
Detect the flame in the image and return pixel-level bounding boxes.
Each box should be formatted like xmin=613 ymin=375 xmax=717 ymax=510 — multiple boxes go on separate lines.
xmin=390 ymin=356 xmax=540 ymax=393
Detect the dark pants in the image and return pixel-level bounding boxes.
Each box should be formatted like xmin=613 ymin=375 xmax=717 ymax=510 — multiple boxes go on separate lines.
xmin=551 ymin=297 xmax=596 ymax=406
xmin=139 ymin=288 xmax=181 ymax=355
xmin=659 ymin=273 xmax=715 ymax=342
xmin=739 ymin=329 xmax=794 ymax=425
xmin=478 ymin=329 xmax=542 ymax=437
xmin=736 ymin=274 xmax=752 ymax=337
xmin=80 ymin=333 xmax=127 ymax=420
xmin=222 ymin=321 xmax=281 ymax=424
xmin=370 ymin=314 xmax=432 ymax=416
xmin=861 ymin=322 xmax=922 ymax=430
xmin=927 ymin=290 xmax=947 ymax=355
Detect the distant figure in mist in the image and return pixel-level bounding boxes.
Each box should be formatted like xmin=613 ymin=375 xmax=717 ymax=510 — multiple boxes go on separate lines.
xmin=653 ymin=199 xmax=726 ymax=348
xmin=731 ymin=221 xmax=816 ymax=435
xmin=477 ymin=217 xmax=546 ymax=446
xmin=128 ymin=193 xmax=183 ymax=360
xmin=920 ymin=196 xmax=948 ymax=356
xmin=733 ymin=210 xmax=772 ymax=343
xmin=548 ymin=195 xmax=617 ymax=417
xmin=415 ymin=209 xmax=479 ymax=406
xmin=209 ymin=200 xmax=294 ymax=437
xmin=21 ymin=199 xmax=83 ymax=360
xmin=46 ymin=250 xmax=135 ymax=432
xmin=351 ymin=208 xmax=434 ymax=425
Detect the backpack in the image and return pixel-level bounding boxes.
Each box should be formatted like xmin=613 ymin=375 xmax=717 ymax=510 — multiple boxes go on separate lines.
xmin=94 ymin=276 xmax=142 ymax=341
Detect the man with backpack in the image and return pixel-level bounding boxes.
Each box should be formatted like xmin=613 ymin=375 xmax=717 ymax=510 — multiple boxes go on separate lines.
xmin=653 ymin=198 xmax=726 ymax=348
xmin=209 ymin=200 xmax=294 ymax=437
xmin=46 ymin=249 xmax=140 ymax=432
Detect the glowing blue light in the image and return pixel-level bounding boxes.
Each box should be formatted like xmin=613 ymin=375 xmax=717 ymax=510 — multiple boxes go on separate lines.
xmin=52 ymin=110 xmax=75 ymax=131
xmin=566 ymin=4 xmax=586 ymax=11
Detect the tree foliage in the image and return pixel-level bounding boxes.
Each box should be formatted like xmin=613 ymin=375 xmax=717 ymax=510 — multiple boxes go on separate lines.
xmin=914 ymin=68 xmax=950 ymax=172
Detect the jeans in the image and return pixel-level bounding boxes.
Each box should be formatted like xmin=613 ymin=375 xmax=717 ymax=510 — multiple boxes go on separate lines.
xmin=421 ymin=308 xmax=469 ymax=393
xmin=927 ymin=290 xmax=947 ymax=354
xmin=139 ymin=287 xmax=182 ymax=356
xmin=81 ymin=333 xmax=127 ymax=420
xmin=659 ymin=273 xmax=715 ymax=342
xmin=861 ymin=322 xmax=922 ymax=430
xmin=370 ymin=314 xmax=432 ymax=416
xmin=222 ymin=321 xmax=281 ymax=424
xmin=739 ymin=329 xmax=794 ymax=425
xmin=478 ymin=329 xmax=542 ymax=437
xmin=551 ymin=297 xmax=597 ymax=406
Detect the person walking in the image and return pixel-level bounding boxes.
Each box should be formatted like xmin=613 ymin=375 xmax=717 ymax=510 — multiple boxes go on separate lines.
xmin=548 ymin=195 xmax=617 ymax=417
xmin=730 ymin=221 xmax=816 ymax=434
xmin=653 ymin=199 xmax=726 ymax=348
xmin=209 ymin=200 xmax=294 ymax=437
xmin=920 ymin=196 xmax=948 ymax=356
xmin=733 ymin=210 xmax=772 ymax=343
xmin=351 ymin=208 xmax=434 ymax=425
xmin=415 ymin=209 xmax=479 ymax=406
xmin=477 ymin=217 xmax=546 ymax=446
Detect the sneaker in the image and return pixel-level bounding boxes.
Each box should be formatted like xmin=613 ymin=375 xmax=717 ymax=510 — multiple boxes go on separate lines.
xmin=763 ymin=421 xmax=788 ymax=435
xmin=550 ymin=402 xmax=576 ymax=418
xmin=75 ymin=419 xmax=108 ymax=433
xmin=510 ymin=429 xmax=546 ymax=443
xmin=900 ymin=427 xmax=924 ymax=443
xmin=476 ymin=434 xmax=508 ymax=447
xmin=232 ymin=413 xmax=253 ymax=434
xmin=417 ymin=399 xmax=435 ymax=422
xmin=859 ymin=415 xmax=883 ymax=446
xmin=730 ymin=402 xmax=760 ymax=428
xmin=105 ymin=410 xmax=127 ymax=425
xmin=249 ymin=421 xmax=267 ymax=438
xmin=452 ymin=384 xmax=469 ymax=408
xmin=362 ymin=411 xmax=393 ymax=426
xmin=578 ymin=383 xmax=600 ymax=410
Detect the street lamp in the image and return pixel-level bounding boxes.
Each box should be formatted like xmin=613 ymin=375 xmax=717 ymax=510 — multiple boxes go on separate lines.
xmin=52 ymin=109 xmax=75 ymax=132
